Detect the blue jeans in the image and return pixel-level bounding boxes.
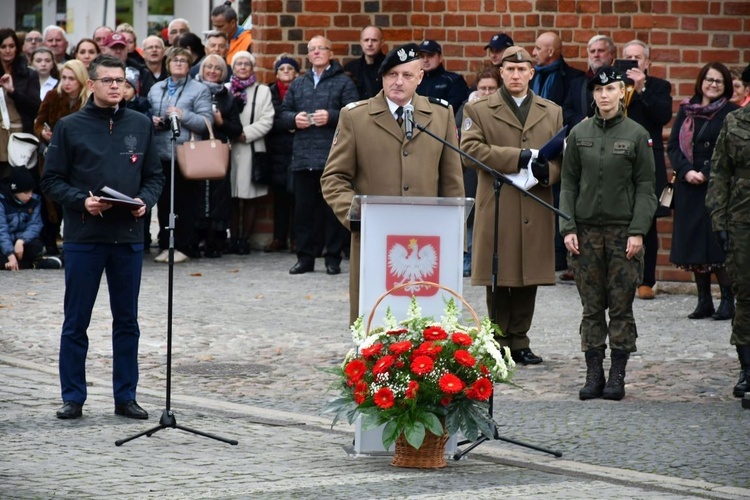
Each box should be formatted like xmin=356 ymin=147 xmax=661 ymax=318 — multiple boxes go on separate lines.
xmin=59 ymin=243 xmax=144 ymax=404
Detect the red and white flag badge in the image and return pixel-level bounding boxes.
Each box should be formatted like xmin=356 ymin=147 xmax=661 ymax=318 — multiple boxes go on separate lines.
xmin=386 ymin=235 xmax=440 ymax=296
xmin=648 ymin=138 xmax=653 ymax=148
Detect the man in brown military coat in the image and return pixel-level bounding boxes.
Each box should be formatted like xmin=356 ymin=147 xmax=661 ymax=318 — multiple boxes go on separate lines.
xmin=460 ymin=46 xmax=563 ymax=365
xmin=321 ymin=43 xmax=465 ymax=324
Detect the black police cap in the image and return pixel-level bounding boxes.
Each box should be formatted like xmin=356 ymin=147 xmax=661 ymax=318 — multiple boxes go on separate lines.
xmin=587 ymin=66 xmax=624 ymax=91
xmin=378 ymin=43 xmax=421 ymax=75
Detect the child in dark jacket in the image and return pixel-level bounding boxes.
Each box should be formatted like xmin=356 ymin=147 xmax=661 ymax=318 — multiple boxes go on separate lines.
xmin=123 ymin=66 xmax=151 ymax=116
xmin=1 ymin=168 xmax=47 ymax=270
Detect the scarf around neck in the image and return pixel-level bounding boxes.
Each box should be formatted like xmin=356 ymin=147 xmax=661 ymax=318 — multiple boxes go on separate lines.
xmin=678 ymin=96 xmax=727 ymax=163
xmin=276 ymin=80 xmax=290 ymax=102
xmin=532 ymin=59 xmax=562 ymax=99
xmin=229 ymin=73 xmax=257 ymax=103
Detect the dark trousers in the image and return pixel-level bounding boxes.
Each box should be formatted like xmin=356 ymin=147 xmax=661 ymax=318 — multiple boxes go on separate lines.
xmin=641 ymin=216 xmax=659 ymax=287
xmin=157 ymin=159 xmax=197 ymax=252
xmin=486 ymin=285 xmax=538 ymax=351
xmin=271 ymin=183 xmax=294 ymax=243
xmin=0 ymin=238 xmax=44 ymax=269
xmin=59 ymin=242 xmax=143 ymax=404
xmin=292 ymin=170 xmax=347 ymax=267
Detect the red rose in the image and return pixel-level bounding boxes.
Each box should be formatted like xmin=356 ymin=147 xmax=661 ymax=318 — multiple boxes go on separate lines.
xmin=354 ymin=381 xmax=368 ymax=404
xmin=411 ymin=355 xmax=434 ymax=376
xmin=361 ymin=343 xmax=383 ymax=358
xmin=344 ymin=359 xmax=367 ymax=382
xmin=414 ymin=341 xmax=442 ymax=359
xmin=454 ymin=350 xmax=476 ymax=368
xmin=405 ymin=380 xmax=419 ymax=399
xmin=480 ymin=364 xmax=490 ymax=375
xmin=439 ymin=373 xmax=465 ymax=394
xmin=423 ymin=325 xmax=448 ymax=340
xmin=373 ymin=387 xmax=395 ymax=409
xmin=372 ymin=355 xmax=395 ymax=375
xmin=440 ymin=397 xmax=452 ymax=406
xmin=451 ymin=332 xmax=472 ymax=346
xmin=468 ymin=378 xmax=493 ymax=401
xmin=389 ymin=340 xmax=413 ymax=355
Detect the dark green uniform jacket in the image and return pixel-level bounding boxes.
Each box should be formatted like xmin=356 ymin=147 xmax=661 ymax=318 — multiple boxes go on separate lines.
xmin=559 ymin=106 xmax=657 ymax=236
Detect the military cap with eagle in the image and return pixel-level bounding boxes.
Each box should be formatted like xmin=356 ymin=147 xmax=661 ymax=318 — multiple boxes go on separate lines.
xmin=500 ymin=45 xmax=533 ymax=64
xmin=587 ymin=66 xmax=624 ymax=90
xmin=378 ymin=43 xmax=421 ymax=75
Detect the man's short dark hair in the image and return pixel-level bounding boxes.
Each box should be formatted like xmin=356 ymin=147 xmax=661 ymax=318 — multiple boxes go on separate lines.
xmin=205 ymin=31 xmax=229 ymax=43
xmin=211 ymin=1 xmax=238 ymax=22
xmin=89 ymin=54 xmax=126 ymax=80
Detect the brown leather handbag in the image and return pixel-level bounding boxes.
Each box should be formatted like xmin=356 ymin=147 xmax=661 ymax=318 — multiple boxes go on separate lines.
xmin=176 ymin=116 xmax=230 ymax=180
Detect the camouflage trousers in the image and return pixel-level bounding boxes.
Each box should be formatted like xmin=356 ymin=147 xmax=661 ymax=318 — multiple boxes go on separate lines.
xmin=728 ymin=224 xmax=750 ymax=345
xmin=571 ymin=225 xmax=643 ymax=353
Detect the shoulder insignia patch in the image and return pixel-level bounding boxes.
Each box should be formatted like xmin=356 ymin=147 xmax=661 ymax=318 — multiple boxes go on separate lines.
xmin=332 ymin=128 xmax=340 ymax=146
xmin=428 ymin=97 xmax=450 ymax=108
xmin=346 ymin=100 xmax=366 ymax=110
xmin=463 ymin=117 xmax=472 ymax=131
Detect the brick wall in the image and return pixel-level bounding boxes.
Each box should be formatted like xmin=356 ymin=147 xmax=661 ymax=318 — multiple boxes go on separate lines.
xmin=249 ymin=0 xmax=750 ymax=281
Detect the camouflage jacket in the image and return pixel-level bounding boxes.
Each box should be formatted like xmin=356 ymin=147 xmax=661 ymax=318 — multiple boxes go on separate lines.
xmin=707 ymin=105 xmax=750 ymax=231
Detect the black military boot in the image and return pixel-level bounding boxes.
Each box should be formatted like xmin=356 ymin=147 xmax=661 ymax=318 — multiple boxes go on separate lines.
xmin=733 ymin=345 xmax=750 ymax=398
xmin=579 ymin=349 xmax=605 ymax=400
xmin=602 ymin=349 xmax=629 ymax=401
xmin=712 ymin=286 xmax=735 ymax=321
xmin=688 ymin=273 xmax=715 ymax=319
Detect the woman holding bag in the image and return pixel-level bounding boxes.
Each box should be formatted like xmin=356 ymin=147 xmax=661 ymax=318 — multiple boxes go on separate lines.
xmin=194 ymin=54 xmax=242 ymax=257
xmin=148 ymin=47 xmax=213 ymax=263
xmin=667 ymin=62 xmax=739 ymax=320
xmin=226 ymin=51 xmax=274 ymax=255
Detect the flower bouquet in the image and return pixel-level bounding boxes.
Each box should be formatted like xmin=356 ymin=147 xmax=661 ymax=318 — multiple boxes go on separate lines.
xmin=324 ymin=285 xmax=515 ymax=458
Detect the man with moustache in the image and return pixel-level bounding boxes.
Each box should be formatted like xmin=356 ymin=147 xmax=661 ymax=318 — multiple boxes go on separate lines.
xmin=321 ymin=43 xmax=465 ymax=324
xmin=461 ymin=46 xmax=563 ymax=365
xmin=344 ymin=26 xmax=386 ymax=100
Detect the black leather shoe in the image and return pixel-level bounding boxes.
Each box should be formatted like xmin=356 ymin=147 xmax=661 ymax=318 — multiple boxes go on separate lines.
xmin=511 ymin=348 xmax=544 ymax=365
xmin=326 ymin=263 xmax=341 ymax=275
xmin=56 ymin=401 xmax=83 ymax=419
xmin=289 ymin=261 xmax=314 ymax=274
xmin=115 ymin=400 xmax=149 ymax=419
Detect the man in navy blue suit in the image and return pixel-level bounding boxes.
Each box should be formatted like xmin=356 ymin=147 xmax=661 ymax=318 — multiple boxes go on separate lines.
xmin=41 ymin=55 xmax=164 ymax=420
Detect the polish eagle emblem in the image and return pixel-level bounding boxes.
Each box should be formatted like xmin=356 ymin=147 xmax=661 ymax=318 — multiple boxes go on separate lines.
xmin=387 ymin=237 xmax=438 ymax=293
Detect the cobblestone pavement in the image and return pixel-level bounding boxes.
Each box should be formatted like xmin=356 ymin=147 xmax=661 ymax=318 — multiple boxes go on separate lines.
xmin=1 ymin=251 xmax=749 ymax=498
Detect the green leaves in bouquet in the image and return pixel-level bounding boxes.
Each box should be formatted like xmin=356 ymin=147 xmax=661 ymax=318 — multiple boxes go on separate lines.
xmin=445 ymin=399 xmax=495 ymax=442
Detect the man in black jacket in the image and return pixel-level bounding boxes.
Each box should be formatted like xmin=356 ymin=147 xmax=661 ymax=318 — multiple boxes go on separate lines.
xmin=621 ymin=39 xmax=673 ymax=300
xmin=343 ymin=26 xmax=386 ymax=100
xmin=280 ymin=36 xmax=358 ymax=276
xmin=416 ymin=40 xmax=470 ymax=116
xmin=41 ymin=55 xmax=164 ymax=420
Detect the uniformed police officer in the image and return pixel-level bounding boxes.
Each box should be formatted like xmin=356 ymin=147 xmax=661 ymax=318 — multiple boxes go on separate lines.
xmin=321 ymin=43 xmax=465 ymax=324
xmin=416 ymin=40 xmax=470 ymax=116
xmin=460 ymin=46 xmax=563 ymax=366
xmin=559 ymin=67 xmax=657 ymax=401
xmin=706 ymin=66 xmax=750 ymax=401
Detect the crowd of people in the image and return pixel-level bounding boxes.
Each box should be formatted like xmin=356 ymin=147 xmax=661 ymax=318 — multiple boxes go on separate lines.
xmin=1 ymin=14 xmax=749 ymax=414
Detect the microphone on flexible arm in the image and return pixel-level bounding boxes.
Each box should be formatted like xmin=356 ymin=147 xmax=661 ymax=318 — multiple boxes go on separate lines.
xmin=403 ymin=103 xmax=414 ymax=140
xmin=168 ymin=112 xmax=181 ymax=137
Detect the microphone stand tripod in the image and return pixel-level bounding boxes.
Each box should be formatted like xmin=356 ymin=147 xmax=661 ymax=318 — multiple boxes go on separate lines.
xmin=116 ymin=120 xmax=237 ymax=447
xmin=411 ymin=119 xmax=566 ymax=459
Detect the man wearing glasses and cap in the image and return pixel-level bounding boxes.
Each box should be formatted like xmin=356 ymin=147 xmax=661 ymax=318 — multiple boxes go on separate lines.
xmin=461 ymin=46 xmax=563 ymax=366
xmin=416 ymin=39 xmax=470 ymax=115
xmin=322 ymin=43 xmax=465 ymax=324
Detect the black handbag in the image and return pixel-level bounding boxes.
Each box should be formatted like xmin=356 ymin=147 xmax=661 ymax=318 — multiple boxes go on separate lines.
xmin=249 ymin=86 xmax=272 ymax=185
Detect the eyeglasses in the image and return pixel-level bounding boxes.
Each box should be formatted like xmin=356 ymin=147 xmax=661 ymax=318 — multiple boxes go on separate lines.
xmin=171 ymin=58 xmax=190 ymax=64
xmin=233 ymin=61 xmax=253 ymax=68
xmin=704 ymin=77 xmax=724 ymax=86
xmin=307 ymin=45 xmax=331 ymax=53
xmin=92 ymin=77 xmax=126 ymax=86
xmin=26 ymin=37 xmax=43 ymax=43
xmin=143 ymin=45 xmax=162 ymax=51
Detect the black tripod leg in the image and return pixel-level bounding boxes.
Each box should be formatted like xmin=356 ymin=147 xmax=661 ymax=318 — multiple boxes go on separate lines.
xmin=495 ymin=434 xmax=563 ymax=457
xmin=172 ymin=424 xmax=238 ymax=445
xmin=115 ymin=424 xmax=166 ymax=446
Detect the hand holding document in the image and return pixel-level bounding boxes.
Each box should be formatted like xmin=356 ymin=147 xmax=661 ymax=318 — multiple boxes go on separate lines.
xmin=98 ymin=186 xmax=145 ymax=209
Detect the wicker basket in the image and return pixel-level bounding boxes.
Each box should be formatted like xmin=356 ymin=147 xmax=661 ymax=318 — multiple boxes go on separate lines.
xmin=391 ymin=425 xmax=449 ymax=469
xmin=367 ymin=281 xmax=480 ymax=469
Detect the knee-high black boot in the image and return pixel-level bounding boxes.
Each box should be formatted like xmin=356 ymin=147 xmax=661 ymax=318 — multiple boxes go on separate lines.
xmin=713 ymin=285 xmax=735 ymax=320
xmin=733 ymin=346 xmax=750 ymax=397
xmin=688 ymin=272 xmax=715 ymax=319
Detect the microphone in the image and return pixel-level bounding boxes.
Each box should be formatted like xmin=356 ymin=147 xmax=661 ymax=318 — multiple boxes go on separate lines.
xmin=168 ymin=112 xmax=181 ymax=137
xmin=403 ymin=104 xmax=414 ymax=140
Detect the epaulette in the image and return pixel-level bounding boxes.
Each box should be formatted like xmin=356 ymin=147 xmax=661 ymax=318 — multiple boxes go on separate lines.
xmin=346 ymin=100 xmax=367 ymax=110
xmin=428 ymin=97 xmax=450 ymax=108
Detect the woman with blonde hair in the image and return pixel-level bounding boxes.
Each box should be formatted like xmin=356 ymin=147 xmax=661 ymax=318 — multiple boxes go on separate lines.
xmin=225 ymin=50 xmax=274 ymax=254
xmin=34 ymin=59 xmax=91 ymax=255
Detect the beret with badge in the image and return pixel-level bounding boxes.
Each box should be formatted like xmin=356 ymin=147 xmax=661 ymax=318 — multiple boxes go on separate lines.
xmin=500 ymin=46 xmax=533 ymax=65
xmin=378 ymin=43 xmax=421 ymax=75
xmin=587 ymin=66 xmax=624 ymax=91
